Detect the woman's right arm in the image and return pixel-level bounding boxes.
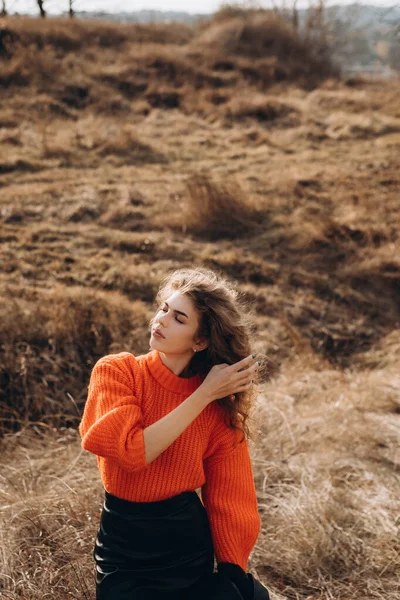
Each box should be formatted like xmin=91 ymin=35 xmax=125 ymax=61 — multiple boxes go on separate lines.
xmin=79 ymin=356 xmax=212 ymax=471
xmin=144 ymin=354 xmax=258 ymax=463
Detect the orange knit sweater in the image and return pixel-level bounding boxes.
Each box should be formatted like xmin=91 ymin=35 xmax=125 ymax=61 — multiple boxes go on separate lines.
xmin=79 ymin=349 xmax=261 ymax=571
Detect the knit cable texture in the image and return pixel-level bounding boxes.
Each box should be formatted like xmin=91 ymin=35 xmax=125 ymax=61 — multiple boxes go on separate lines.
xmin=79 ymin=349 xmax=261 ymax=571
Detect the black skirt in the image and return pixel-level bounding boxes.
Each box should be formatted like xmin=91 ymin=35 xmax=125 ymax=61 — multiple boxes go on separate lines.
xmin=94 ymin=489 xmax=218 ymax=600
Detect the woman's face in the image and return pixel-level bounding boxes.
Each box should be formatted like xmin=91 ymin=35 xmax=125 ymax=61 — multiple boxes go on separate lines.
xmin=150 ymin=290 xmax=207 ymax=355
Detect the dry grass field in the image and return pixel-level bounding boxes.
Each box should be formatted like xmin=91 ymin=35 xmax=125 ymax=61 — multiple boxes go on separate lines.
xmin=0 ymin=9 xmax=399 ymax=600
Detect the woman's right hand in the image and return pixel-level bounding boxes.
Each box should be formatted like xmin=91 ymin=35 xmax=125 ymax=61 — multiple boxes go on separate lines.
xmin=200 ymin=354 xmax=259 ymax=404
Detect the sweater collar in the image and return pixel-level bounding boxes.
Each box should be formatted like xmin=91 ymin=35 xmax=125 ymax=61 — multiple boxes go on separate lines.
xmin=146 ymin=350 xmax=203 ymax=394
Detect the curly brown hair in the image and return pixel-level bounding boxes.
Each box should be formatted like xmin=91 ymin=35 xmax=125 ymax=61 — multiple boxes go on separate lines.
xmin=149 ymin=267 xmax=262 ymax=444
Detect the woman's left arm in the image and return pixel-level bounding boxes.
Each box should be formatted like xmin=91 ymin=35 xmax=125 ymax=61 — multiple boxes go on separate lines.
xmin=201 ymin=425 xmax=261 ymax=574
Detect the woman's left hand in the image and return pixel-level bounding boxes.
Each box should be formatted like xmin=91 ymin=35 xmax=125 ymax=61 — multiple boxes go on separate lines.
xmin=217 ymin=562 xmax=253 ymax=599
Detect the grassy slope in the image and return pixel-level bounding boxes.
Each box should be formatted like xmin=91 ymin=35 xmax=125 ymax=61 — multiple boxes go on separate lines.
xmin=0 ymin=12 xmax=399 ymax=600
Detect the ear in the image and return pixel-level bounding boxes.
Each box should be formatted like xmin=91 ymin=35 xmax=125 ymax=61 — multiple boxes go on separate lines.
xmin=195 ymin=338 xmax=209 ymax=352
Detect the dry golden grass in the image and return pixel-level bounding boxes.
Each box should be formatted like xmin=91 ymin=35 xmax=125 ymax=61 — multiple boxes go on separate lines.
xmin=251 ymin=358 xmax=400 ymax=599
xmin=165 ymin=173 xmax=263 ymax=240
xmin=0 ymin=10 xmax=400 ymax=600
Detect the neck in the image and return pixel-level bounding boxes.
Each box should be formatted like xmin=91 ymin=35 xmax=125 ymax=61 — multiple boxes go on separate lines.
xmin=158 ymin=351 xmax=194 ymax=378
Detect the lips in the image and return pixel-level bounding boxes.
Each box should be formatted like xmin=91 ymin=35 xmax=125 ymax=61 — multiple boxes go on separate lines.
xmin=153 ymin=328 xmax=165 ymax=339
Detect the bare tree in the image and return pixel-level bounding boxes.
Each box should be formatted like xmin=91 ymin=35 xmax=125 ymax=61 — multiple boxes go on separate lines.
xmin=1 ymin=0 xmax=7 ymax=16
xmin=69 ymin=0 xmax=75 ymax=18
xmin=305 ymin=0 xmax=325 ymax=39
xmin=37 ymin=0 xmax=46 ymax=18
xmin=292 ymin=0 xmax=299 ymax=30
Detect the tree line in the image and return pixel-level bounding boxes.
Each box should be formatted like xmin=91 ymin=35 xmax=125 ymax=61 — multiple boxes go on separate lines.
xmin=1 ymin=1 xmax=75 ymax=18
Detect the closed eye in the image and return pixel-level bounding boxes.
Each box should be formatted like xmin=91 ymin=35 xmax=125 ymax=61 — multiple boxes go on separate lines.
xmin=161 ymin=307 xmax=184 ymax=324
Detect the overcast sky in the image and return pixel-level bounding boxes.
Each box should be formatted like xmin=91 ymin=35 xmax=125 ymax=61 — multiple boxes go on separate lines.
xmin=5 ymin=0 xmax=397 ymax=16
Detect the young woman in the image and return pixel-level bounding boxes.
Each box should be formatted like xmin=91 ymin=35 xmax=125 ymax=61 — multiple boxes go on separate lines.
xmin=79 ymin=267 xmax=269 ymax=600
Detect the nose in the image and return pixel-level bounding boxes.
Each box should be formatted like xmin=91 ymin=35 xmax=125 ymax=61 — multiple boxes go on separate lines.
xmin=157 ymin=312 xmax=168 ymax=327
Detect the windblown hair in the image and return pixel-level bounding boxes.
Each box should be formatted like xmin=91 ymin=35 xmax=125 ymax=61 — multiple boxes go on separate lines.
xmin=149 ymin=267 xmax=262 ymax=443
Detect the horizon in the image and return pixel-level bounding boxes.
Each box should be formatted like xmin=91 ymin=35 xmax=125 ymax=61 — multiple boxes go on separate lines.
xmin=4 ymin=0 xmax=397 ymax=16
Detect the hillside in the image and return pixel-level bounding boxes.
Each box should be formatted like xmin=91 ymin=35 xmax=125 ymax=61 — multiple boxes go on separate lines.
xmin=0 ymin=11 xmax=399 ymax=600
xmin=73 ymin=4 xmax=400 ymax=70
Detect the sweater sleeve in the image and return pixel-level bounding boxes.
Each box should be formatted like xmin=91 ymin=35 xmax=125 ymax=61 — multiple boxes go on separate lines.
xmin=201 ymin=417 xmax=261 ymax=572
xmin=78 ymin=356 xmax=148 ymax=473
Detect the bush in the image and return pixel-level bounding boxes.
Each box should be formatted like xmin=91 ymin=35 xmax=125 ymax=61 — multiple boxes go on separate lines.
xmin=179 ymin=173 xmax=263 ymax=241
xmin=192 ymin=8 xmax=337 ymax=86
xmin=0 ymin=284 xmax=150 ymax=432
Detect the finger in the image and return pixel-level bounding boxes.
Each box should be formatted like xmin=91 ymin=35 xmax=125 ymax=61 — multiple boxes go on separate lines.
xmin=236 ymin=382 xmax=253 ymax=392
xmin=243 ymin=362 xmax=259 ymax=375
xmin=236 ymin=363 xmax=258 ymax=383
xmin=230 ymin=354 xmax=257 ymax=373
xmin=236 ymin=372 xmax=251 ymax=386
